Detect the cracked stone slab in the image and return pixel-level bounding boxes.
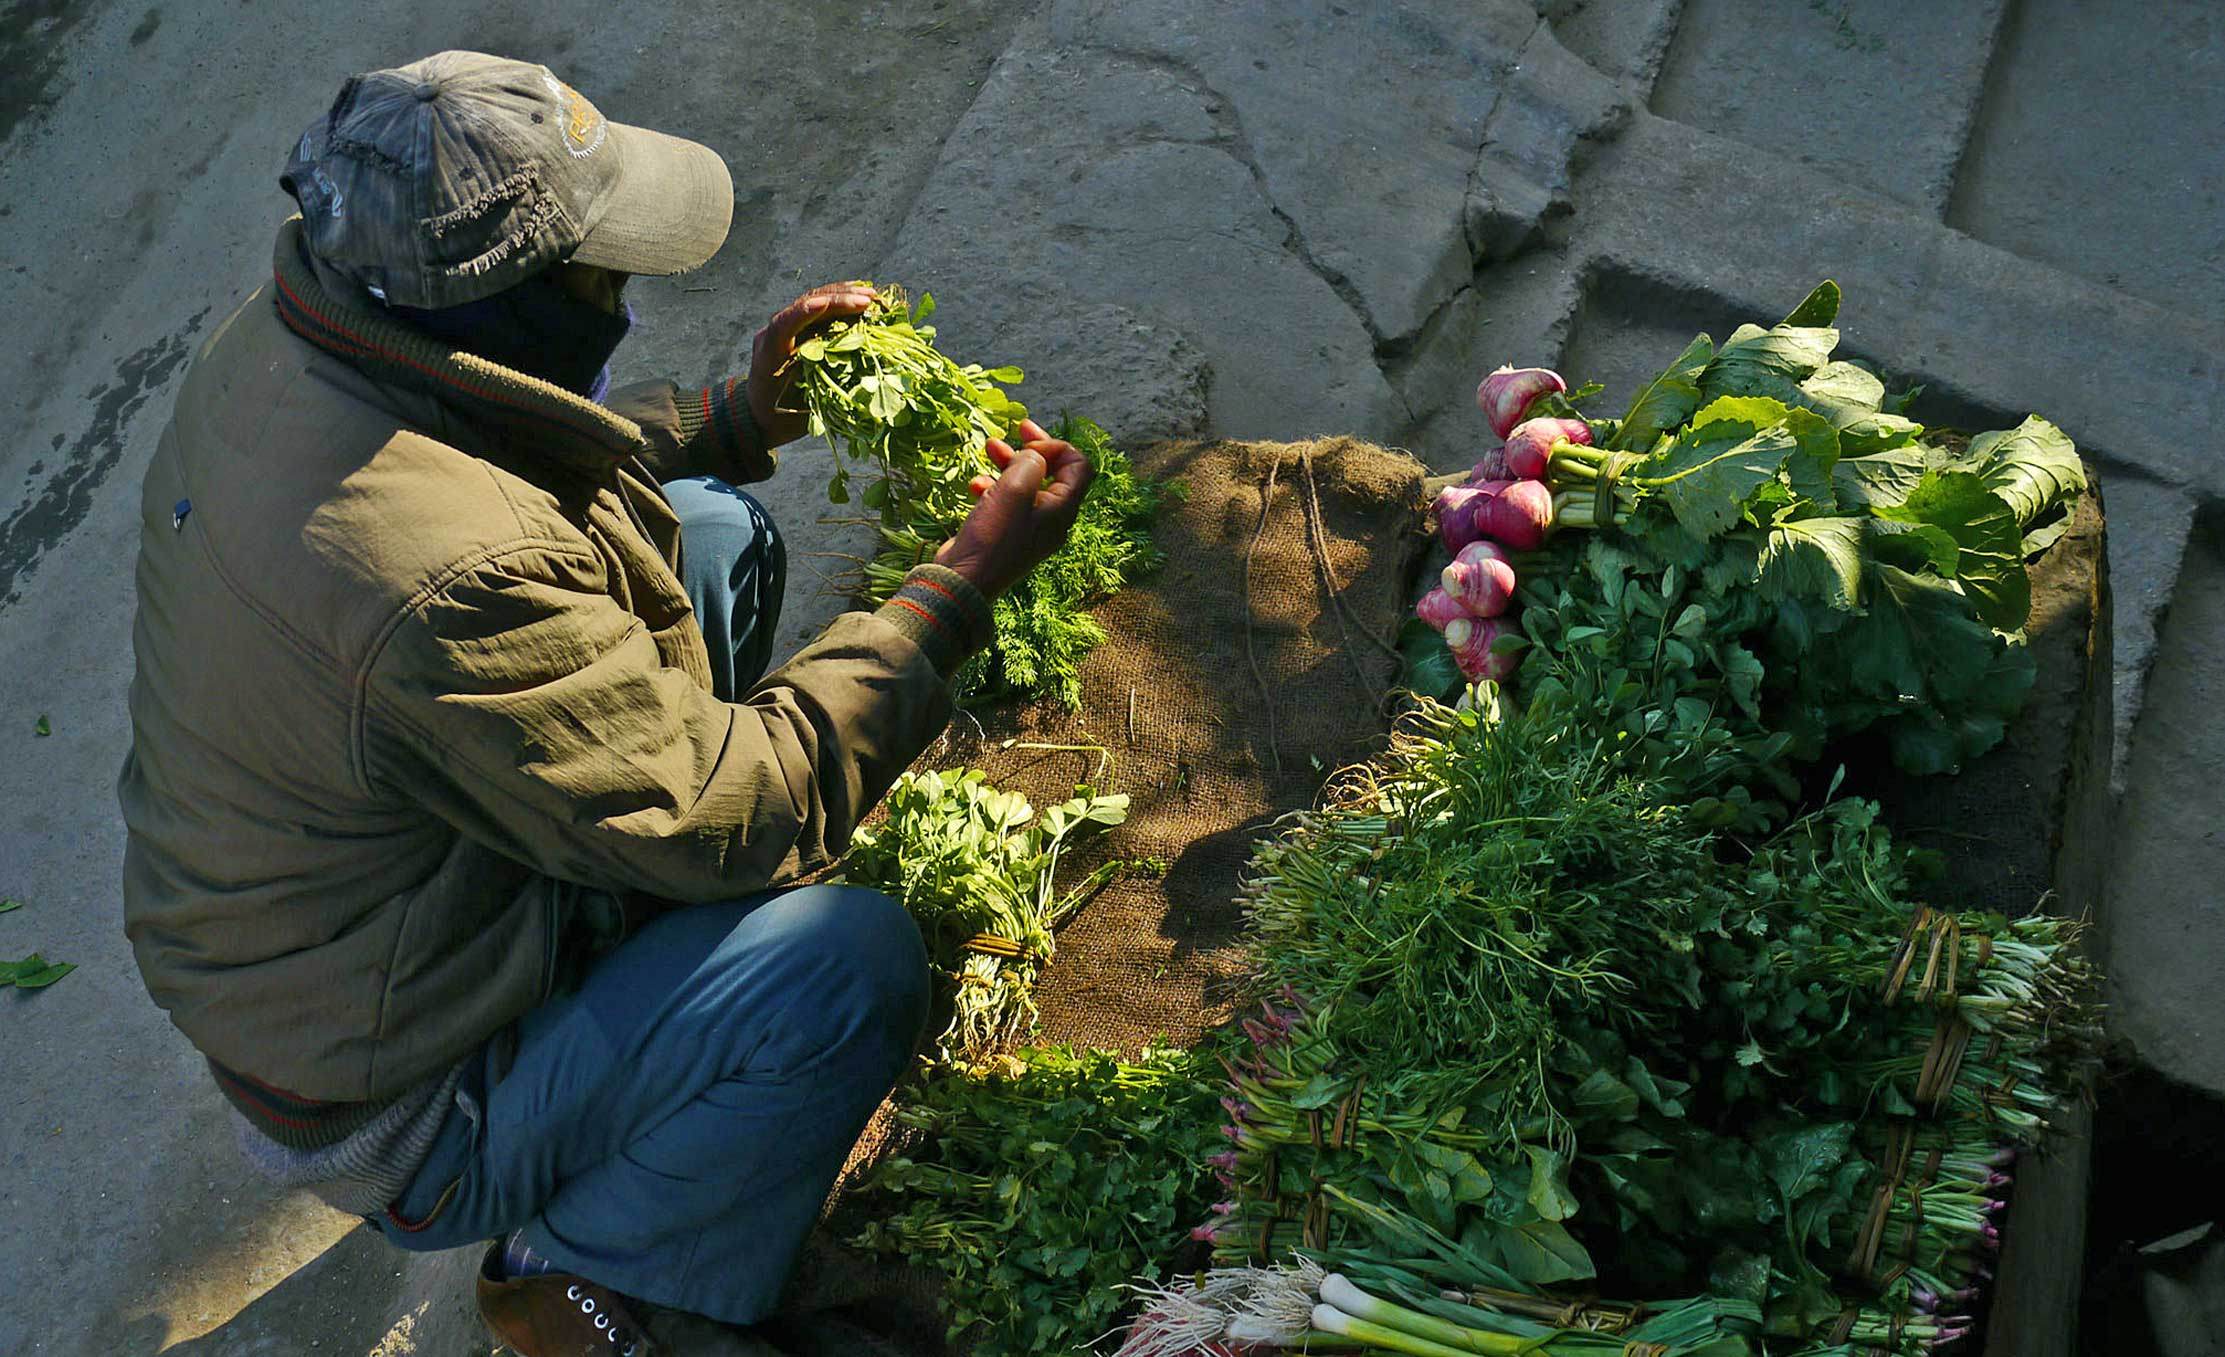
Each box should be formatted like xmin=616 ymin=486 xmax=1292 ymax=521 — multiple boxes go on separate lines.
xmin=1651 ymin=0 xmax=2011 ymax=216
xmin=2107 ymin=510 xmax=2225 ymax=1101
xmin=1467 ymin=18 xmax=1632 ymax=259
xmin=880 ymin=29 xmax=1405 ymax=441
xmin=1948 ymin=0 xmax=2225 ymax=321
xmin=2099 ymin=473 xmax=2198 ymax=790
xmin=1047 ymin=0 xmax=1540 ymax=345
xmin=990 ymin=301 xmax=1213 ymax=448
xmin=1575 ymin=113 xmax=2225 ymax=499
xmin=1393 ymin=258 xmax=1587 ymax=473
xmin=1538 ymin=0 xmax=1687 ymax=98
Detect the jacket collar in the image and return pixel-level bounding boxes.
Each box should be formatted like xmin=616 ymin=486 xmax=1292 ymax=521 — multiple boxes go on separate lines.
xmin=270 ymin=217 xmax=649 ymax=472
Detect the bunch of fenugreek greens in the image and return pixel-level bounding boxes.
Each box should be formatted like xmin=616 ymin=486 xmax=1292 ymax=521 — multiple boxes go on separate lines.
xmin=786 ymin=288 xmax=1165 ymax=706
xmin=1152 ymin=685 xmax=2099 ymax=1357
xmin=840 ymin=767 xmax=1128 ymax=1063
xmin=848 ymin=1045 xmax=1223 ymax=1357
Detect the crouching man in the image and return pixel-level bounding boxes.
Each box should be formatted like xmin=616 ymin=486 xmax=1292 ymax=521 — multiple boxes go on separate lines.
xmin=119 ymin=50 xmax=1090 ymax=1356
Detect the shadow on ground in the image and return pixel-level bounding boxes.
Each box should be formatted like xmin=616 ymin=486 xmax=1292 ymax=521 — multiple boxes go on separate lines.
xmin=100 ymin=1229 xmax=485 ymax=1357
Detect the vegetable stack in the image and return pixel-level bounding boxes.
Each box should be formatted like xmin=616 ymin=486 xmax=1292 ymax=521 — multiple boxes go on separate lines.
xmin=786 ymin=288 xmax=1166 ymax=706
xmin=1164 ymin=692 xmax=2097 ymax=1355
xmin=1408 ymin=281 xmax=2087 ymax=778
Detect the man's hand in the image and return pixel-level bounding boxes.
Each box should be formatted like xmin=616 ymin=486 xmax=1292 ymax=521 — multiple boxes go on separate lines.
xmin=747 ymin=282 xmax=877 ymax=450
xmin=935 ymin=419 xmax=1095 ymax=600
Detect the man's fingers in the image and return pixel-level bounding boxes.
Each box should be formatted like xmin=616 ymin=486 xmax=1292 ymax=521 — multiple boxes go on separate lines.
xmin=767 ymin=287 xmax=875 ymax=352
xmin=983 ymin=438 xmax=1016 ymax=470
xmin=1026 ymin=440 xmax=1092 ymax=504
xmin=1013 ymin=417 xmax=1049 ymax=444
xmin=968 ymin=473 xmax=996 ymax=498
xmin=993 ymin=448 xmax=1048 ymax=501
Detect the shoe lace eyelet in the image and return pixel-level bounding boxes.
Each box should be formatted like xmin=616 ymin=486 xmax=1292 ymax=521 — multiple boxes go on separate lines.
xmin=595 ymin=1314 xmax=611 ymax=1330
xmin=566 ymin=1284 xmax=582 ymax=1301
xmin=581 ymin=1297 xmax=597 ymax=1316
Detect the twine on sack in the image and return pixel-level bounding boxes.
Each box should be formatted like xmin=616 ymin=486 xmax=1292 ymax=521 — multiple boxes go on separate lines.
xmin=1242 ymin=452 xmax=1288 ymax=773
xmin=1295 ymin=451 xmax=1404 ymax=699
xmin=1243 ymin=446 xmax=1412 ymax=771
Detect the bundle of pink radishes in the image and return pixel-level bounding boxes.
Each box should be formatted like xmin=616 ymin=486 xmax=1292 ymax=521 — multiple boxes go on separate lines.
xmin=1417 ymin=365 xmax=1578 ymax=682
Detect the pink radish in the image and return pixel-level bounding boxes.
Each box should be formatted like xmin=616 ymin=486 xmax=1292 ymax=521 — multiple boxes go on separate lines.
xmin=1470 ymin=446 xmax=1512 ymax=483
xmin=1449 ymin=615 xmax=1521 ymax=682
xmin=1476 ymin=366 xmax=1567 ymax=440
xmin=1453 ymin=540 xmax=1511 ymax=568
xmin=1442 ymin=553 xmax=1515 ymax=618
xmin=1415 ymin=587 xmax=1467 ymax=632
xmin=1502 ymin=417 xmax=1592 ymax=480
xmin=1435 ymin=480 xmax=1511 ymax=554
xmin=1474 ymin=479 xmax=1555 ymax=550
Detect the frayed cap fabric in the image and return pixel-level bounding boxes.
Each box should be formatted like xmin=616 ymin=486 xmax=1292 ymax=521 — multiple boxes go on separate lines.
xmin=282 ymin=50 xmax=733 ymax=309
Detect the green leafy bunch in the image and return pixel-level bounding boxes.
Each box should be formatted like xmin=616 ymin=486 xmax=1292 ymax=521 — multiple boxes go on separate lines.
xmin=1518 ymin=281 xmax=2087 ymax=778
xmin=850 ymin=1045 xmax=1222 ymax=1357
xmin=786 ymin=288 xmax=1166 ymax=706
xmin=842 ymin=768 xmax=1128 ymax=1060
xmin=967 ymin=415 xmax=1168 ymax=706
xmin=789 ymin=288 xmax=1025 ymax=529
xmin=1241 ymin=693 xmax=1729 ymax=1141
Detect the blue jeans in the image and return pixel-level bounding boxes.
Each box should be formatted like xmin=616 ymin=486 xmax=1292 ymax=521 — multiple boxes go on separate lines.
xmin=371 ymin=478 xmax=930 ymax=1325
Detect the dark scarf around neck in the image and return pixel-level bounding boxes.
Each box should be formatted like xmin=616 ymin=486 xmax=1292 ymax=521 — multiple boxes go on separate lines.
xmin=386 ymin=270 xmax=634 ymax=403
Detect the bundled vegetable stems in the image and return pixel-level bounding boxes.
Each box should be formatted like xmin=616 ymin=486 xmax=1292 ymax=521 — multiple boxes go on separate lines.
xmin=840 ymin=768 xmax=1128 ymax=1062
xmin=786 ymin=287 xmax=1165 ymax=705
xmin=1124 ymin=1256 xmax=1759 ymax=1357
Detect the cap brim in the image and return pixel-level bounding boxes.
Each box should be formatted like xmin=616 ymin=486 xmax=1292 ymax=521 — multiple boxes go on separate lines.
xmin=569 ymin=121 xmax=734 ymax=276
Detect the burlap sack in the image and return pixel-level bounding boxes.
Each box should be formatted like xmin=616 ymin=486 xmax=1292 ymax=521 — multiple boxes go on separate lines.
xmin=958 ymin=434 xmax=1428 ymax=1050
xmin=785 ymin=435 xmax=1427 ymax=1347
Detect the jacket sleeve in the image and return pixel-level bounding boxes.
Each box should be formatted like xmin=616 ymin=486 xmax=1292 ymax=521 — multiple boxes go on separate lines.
xmin=363 ymin=544 xmax=991 ymax=902
xmin=603 ymin=377 xmax=778 ymax=486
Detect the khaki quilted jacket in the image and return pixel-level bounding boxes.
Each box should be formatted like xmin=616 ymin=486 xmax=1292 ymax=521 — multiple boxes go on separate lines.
xmin=121 ymin=220 xmax=985 ymax=1105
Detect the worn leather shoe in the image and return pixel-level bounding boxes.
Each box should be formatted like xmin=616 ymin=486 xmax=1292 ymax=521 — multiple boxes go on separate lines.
xmin=476 ymin=1243 xmax=660 ymax=1357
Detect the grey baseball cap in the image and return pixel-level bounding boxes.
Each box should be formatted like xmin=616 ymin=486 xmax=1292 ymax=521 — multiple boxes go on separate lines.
xmin=282 ymin=50 xmax=734 ymax=308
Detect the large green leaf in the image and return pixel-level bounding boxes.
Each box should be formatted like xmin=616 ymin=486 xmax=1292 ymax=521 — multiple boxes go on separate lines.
xmin=1863 ymin=518 xmax=1961 ymax=576
xmin=1880 ymin=471 xmax=2032 ymax=630
xmin=1699 ymin=323 xmax=1839 ymax=405
xmin=1779 ymin=279 xmax=1841 ymax=327
xmin=1634 ymin=399 xmax=1805 ymax=540
xmin=1493 ymin=1218 xmax=1597 ymax=1285
xmin=1765 ymin=1121 xmax=1854 ymax=1205
xmin=1963 ymin=415 xmax=2085 ymax=529
xmin=1780 ymin=407 xmax=1842 ymax=510
xmin=1840 ymin=564 xmax=2004 ymax=721
xmin=1395 ymin=617 xmax=1463 ymax=701
xmin=1757 ymin=517 xmax=1866 ymax=609
xmin=1524 ymin=1145 xmax=1581 ymax=1222
xmin=1838 ymin=411 xmax=1925 ymax=456
xmin=1832 ymin=445 xmax=1929 ymax=511
xmin=1795 ymin=361 xmax=1884 ymax=428
xmin=1609 ymin=334 xmax=1715 ymax=453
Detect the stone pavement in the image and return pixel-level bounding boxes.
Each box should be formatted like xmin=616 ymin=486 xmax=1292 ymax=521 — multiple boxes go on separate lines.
xmin=0 ymin=1 xmax=2218 ymax=1352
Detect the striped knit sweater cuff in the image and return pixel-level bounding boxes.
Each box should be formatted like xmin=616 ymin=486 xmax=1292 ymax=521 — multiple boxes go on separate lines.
xmin=673 ymin=376 xmax=775 ymax=481
xmin=875 ymin=564 xmax=995 ymax=678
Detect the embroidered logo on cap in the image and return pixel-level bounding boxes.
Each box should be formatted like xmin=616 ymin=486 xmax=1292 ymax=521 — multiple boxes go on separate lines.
xmin=541 ymin=72 xmax=607 ymax=159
